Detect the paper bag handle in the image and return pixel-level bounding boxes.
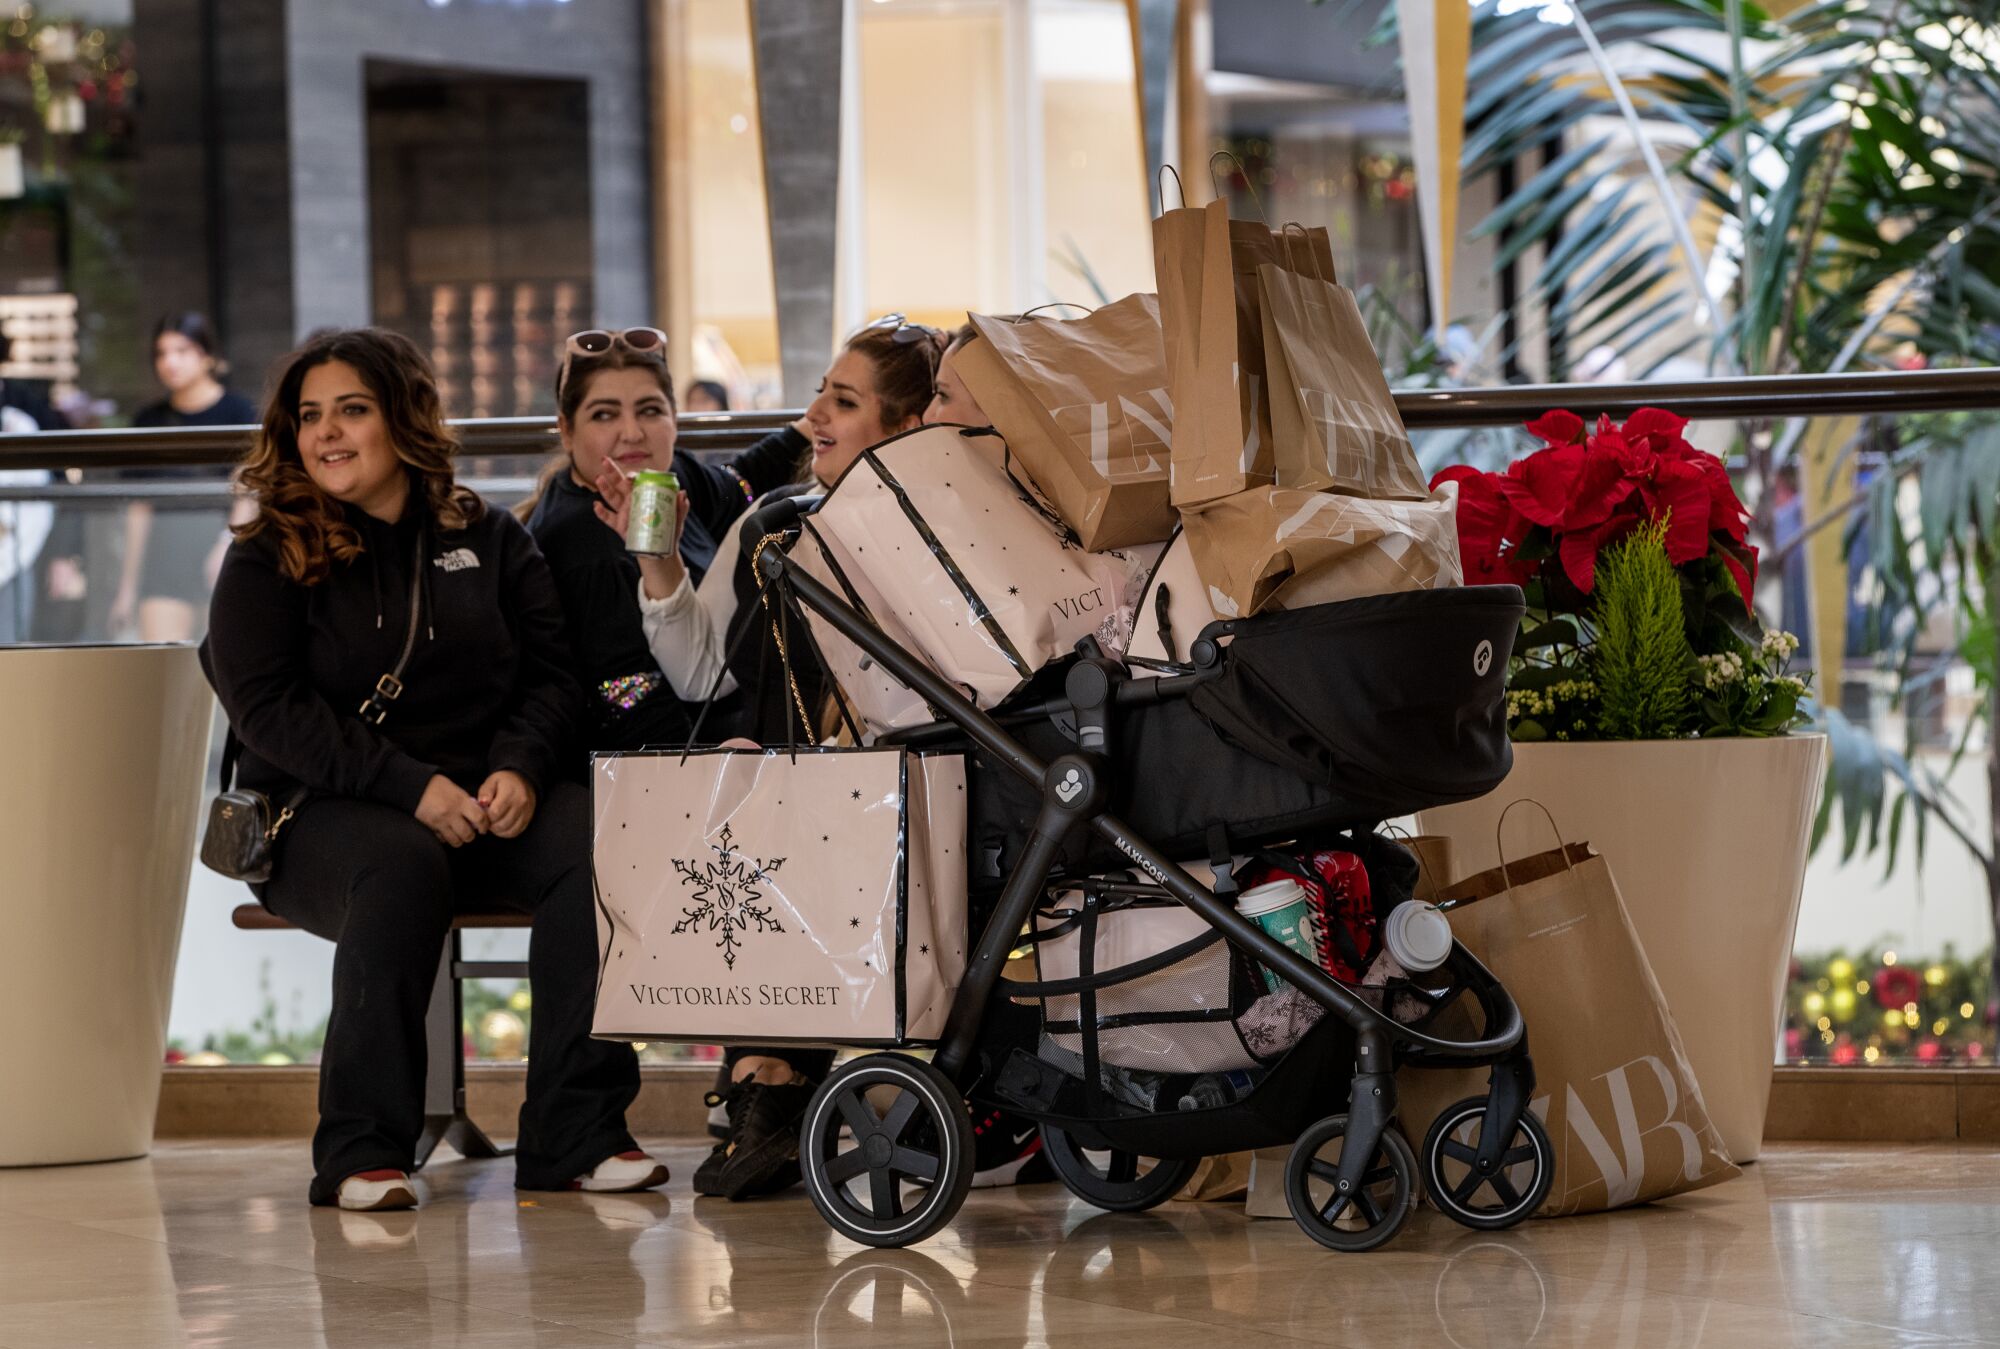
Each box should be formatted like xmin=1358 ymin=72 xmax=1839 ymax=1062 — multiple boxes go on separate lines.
xmin=1493 ymin=799 xmax=1578 ymax=894
xmin=1277 ymin=222 xmax=1334 ymax=290
xmin=1158 ymin=164 xmax=1187 ymax=210
xmin=1208 ymin=150 xmax=1269 ymax=223
xmin=1014 ymin=302 xmax=1096 ymax=320
xmin=1380 ymin=823 xmax=1445 ymax=903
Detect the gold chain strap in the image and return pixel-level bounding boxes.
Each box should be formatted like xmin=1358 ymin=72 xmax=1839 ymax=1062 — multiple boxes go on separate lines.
xmin=753 ymin=532 xmax=817 ymax=748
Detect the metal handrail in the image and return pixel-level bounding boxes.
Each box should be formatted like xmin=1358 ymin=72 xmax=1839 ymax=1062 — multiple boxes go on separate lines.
xmin=0 ymin=367 xmax=1995 ymax=471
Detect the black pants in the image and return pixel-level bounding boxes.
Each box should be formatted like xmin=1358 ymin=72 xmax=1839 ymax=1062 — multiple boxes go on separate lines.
xmin=263 ymin=781 xmax=639 ymax=1203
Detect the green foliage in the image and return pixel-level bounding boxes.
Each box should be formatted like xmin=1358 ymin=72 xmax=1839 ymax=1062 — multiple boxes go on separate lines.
xmin=1592 ymin=521 xmax=1697 ymax=738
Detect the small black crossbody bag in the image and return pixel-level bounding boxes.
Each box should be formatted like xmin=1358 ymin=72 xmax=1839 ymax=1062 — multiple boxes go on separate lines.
xmin=200 ymin=533 xmax=426 ymax=883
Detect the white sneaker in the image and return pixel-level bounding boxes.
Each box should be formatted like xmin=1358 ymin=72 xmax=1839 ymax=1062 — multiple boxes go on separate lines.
xmin=336 ymin=1169 xmax=418 ymax=1212
xmin=574 ymin=1150 xmax=671 ymax=1193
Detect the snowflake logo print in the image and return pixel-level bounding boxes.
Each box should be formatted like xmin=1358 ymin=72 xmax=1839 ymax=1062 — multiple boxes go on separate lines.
xmin=669 ymin=823 xmax=786 ymax=970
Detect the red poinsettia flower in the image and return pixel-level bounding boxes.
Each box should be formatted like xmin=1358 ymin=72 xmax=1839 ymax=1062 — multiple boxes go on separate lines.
xmin=1431 ymin=465 xmax=1532 ymax=585
xmin=1524 ymin=408 xmax=1585 ymax=447
xmin=1436 ymin=406 xmax=1761 ymax=612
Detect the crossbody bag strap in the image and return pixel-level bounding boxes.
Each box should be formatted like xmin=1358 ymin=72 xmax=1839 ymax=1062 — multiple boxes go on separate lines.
xmin=359 ymin=530 xmax=427 ymax=725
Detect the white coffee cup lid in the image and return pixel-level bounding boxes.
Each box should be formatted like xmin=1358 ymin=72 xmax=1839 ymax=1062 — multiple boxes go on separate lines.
xmin=1236 ymin=878 xmax=1307 ymax=917
xmin=1386 ymin=901 xmax=1453 ymax=971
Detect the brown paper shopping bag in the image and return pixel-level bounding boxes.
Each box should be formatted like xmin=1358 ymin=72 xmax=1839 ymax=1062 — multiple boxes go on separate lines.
xmin=592 ymin=747 xmax=969 ymax=1046
xmin=1258 ymin=233 xmax=1426 ymax=501
xmin=953 ymin=296 xmax=1177 ymax=552
xmin=1396 ymin=826 xmax=1739 ymax=1216
xmin=1152 ymin=179 xmax=1335 ymax=509
xmin=1180 ymin=481 xmax=1463 ymax=618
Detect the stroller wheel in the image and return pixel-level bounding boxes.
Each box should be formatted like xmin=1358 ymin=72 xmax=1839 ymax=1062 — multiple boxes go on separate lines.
xmin=1039 ymin=1126 xmax=1198 ymax=1212
xmin=1285 ymin=1115 xmax=1418 ymax=1253
xmin=1420 ymin=1096 xmax=1554 ymax=1231
xmin=800 ymin=1054 xmax=974 ymax=1248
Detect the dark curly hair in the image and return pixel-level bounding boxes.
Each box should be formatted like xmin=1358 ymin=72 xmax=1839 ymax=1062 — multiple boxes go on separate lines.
xmin=235 ymin=327 xmax=482 ymax=584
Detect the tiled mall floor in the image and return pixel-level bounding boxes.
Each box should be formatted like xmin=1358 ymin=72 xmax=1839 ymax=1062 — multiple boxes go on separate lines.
xmin=0 ymin=1138 xmax=1994 ymax=1347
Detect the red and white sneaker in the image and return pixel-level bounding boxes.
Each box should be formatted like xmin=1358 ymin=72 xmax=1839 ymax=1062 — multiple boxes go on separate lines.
xmin=574 ymin=1150 xmax=670 ymax=1193
xmin=336 ymin=1169 xmax=418 ymax=1212
xmin=970 ymin=1109 xmax=1055 ymax=1189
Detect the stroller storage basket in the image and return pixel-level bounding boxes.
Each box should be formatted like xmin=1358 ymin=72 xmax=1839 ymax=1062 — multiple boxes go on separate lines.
xmin=1033 ymin=886 xmax=1262 ymax=1077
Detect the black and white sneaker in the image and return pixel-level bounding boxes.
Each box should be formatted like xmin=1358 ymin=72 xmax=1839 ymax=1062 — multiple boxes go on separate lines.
xmin=970 ymin=1108 xmax=1055 ymax=1189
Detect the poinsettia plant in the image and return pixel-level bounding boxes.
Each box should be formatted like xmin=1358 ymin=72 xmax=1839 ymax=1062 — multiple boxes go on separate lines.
xmin=1434 ymin=407 xmax=1810 ymax=741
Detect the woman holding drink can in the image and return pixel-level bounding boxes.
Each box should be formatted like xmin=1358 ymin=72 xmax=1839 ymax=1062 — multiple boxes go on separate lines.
xmin=519 ymin=327 xmax=809 ymax=757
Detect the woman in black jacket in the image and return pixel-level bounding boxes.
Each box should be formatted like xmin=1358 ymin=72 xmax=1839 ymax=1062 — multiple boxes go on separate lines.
xmin=518 ymin=327 xmax=807 ymax=758
xmin=202 ymin=327 xmax=665 ymax=1211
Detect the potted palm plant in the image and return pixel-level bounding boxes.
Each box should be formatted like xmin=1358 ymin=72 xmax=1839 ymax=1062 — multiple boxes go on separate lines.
xmin=1417 ymin=406 xmax=1825 ymax=1163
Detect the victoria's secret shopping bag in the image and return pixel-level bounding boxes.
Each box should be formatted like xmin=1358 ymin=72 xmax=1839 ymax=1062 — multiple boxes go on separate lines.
xmin=1180 ymin=482 xmax=1463 ymax=618
xmin=805 ymin=424 xmax=1153 ymax=709
xmin=1395 ymin=838 xmax=1739 ymax=1215
xmin=1258 ymin=246 xmax=1426 ymax=500
xmin=591 ymin=748 xmax=969 ymax=1045
xmin=1153 ymin=193 xmax=1336 ymax=508
xmin=955 ymin=296 xmax=1177 ymax=552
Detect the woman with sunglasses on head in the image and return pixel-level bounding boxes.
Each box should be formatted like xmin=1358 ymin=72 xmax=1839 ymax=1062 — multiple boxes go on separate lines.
xmin=517 ymin=327 xmax=809 ymax=757
xmin=201 ymin=327 xmax=668 ymax=1211
xmin=593 ymin=315 xmax=950 ymax=1201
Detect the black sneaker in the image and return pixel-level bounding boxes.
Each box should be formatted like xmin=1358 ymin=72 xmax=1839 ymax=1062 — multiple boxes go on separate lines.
xmin=695 ymin=1078 xmax=815 ymax=1201
xmin=970 ymin=1108 xmax=1055 ymax=1189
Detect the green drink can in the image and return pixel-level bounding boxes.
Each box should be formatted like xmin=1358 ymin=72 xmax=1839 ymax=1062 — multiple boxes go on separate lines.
xmin=625 ymin=470 xmax=679 ymax=556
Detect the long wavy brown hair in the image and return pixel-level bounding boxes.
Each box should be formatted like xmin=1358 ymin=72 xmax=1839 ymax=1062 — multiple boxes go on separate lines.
xmin=236 ymin=327 xmax=482 ymax=584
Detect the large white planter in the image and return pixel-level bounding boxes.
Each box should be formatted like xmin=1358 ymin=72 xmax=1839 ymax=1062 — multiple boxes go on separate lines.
xmin=0 ymin=646 xmax=212 ymax=1166
xmin=1418 ymin=734 xmax=1827 ymax=1164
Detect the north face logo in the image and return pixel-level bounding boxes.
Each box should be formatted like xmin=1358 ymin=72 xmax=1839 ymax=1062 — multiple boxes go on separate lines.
xmin=432 ymin=548 xmax=480 ymax=573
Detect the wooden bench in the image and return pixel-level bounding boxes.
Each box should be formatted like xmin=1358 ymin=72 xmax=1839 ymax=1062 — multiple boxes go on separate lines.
xmin=230 ymin=904 xmax=531 ymax=1168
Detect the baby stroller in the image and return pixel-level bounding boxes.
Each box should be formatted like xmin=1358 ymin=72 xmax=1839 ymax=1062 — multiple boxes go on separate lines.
xmin=745 ymin=497 xmax=1549 ymax=1254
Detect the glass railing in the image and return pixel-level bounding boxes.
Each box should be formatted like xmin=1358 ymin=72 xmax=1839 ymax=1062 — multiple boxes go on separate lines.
xmin=6 ymin=370 xmax=1996 ymax=1066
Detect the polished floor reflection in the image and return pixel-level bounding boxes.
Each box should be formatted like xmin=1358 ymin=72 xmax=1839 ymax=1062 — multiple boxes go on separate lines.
xmin=0 ymin=1138 xmax=1994 ymax=1346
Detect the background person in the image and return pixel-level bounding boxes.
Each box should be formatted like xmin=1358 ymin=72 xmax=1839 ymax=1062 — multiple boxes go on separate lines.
xmin=112 ymin=312 xmax=258 ymax=641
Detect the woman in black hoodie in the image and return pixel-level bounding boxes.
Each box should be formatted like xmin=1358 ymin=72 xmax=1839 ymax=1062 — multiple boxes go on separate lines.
xmin=202 ymin=328 xmax=666 ymax=1211
xmin=517 ymin=328 xmax=807 ymax=759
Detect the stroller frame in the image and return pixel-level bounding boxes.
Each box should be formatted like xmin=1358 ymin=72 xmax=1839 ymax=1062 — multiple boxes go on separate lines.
xmin=755 ymin=533 xmax=1544 ymax=1252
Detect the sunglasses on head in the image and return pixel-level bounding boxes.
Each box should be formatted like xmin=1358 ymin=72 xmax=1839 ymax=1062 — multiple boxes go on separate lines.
xmin=557 ymin=327 xmax=668 ymax=399
xmin=852 ymin=313 xmax=938 ymax=346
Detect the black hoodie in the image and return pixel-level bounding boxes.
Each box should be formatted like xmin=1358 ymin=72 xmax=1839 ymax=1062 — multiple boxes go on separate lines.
xmin=200 ymin=491 xmax=579 ymax=813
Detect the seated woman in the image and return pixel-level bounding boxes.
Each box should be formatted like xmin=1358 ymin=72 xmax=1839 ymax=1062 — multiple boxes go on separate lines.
xmin=593 ymin=318 xmax=951 ymax=1199
xmin=202 ymin=327 xmax=666 ymax=1211
xmin=518 ymin=327 xmax=807 ymax=756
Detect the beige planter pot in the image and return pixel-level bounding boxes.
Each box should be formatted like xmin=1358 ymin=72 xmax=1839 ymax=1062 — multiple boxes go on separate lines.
xmin=0 ymin=646 xmax=213 ymax=1166
xmin=1417 ymin=734 xmax=1827 ymax=1164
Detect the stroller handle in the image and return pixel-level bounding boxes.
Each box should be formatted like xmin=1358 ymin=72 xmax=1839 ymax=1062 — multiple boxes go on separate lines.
xmin=739 ymin=493 xmax=824 ymax=558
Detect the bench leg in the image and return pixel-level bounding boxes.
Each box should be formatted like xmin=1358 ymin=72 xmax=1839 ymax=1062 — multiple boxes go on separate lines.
xmin=414 ymin=930 xmax=512 ymax=1168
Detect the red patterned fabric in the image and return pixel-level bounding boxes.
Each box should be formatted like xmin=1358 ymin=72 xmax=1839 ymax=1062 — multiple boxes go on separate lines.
xmin=1239 ymin=849 xmax=1376 ymax=983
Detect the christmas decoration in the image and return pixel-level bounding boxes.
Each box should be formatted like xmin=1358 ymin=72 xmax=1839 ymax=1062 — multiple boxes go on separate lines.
xmin=1785 ymin=947 xmax=1995 ymax=1065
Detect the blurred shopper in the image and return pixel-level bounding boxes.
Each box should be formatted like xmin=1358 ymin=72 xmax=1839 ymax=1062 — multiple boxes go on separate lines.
xmin=0 ymin=402 xmax=50 ymax=643
xmin=202 ymin=327 xmax=665 ymax=1211
xmin=111 ymin=313 xmax=258 ymax=641
xmin=518 ymin=326 xmax=807 ymax=760
xmin=683 ymin=379 xmax=730 ymax=414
